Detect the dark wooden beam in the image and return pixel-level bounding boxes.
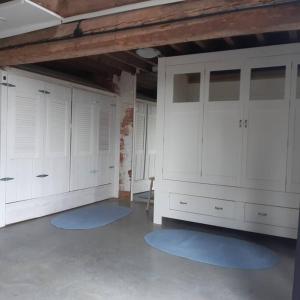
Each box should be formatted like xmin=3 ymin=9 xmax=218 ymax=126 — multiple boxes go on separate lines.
xmin=0 ymin=0 xmax=295 ymax=51
xmin=32 ymin=0 xmax=145 ymax=18
xmin=224 ymin=37 xmax=236 ymax=47
xmin=289 ymin=30 xmax=299 ymax=42
xmin=1 ymin=2 xmax=300 ymax=66
xmin=256 ymin=33 xmax=266 ymax=45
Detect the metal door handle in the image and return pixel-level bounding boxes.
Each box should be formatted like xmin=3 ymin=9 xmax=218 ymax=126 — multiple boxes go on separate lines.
xmin=38 ymin=90 xmax=50 ymax=94
xmin=109 ymin=166 xmax=114 ymax=169
xmin=1 ymin=83 xmax=16 ymax=87
xmin=0 ymin=177 xmax=14 ymax=181
xmin=258 ymin=212 xmax=267 ymax=217
xmin=214 ymin=206 xmax=223 ymax=211
xmin=36 ymin=174 xmax=49 ymax=178
xmin=179 ymin=201 xmax=187 ymax=205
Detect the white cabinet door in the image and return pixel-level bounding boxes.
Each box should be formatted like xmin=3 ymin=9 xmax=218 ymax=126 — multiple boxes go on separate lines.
xmin=241 ymin=58 xmax=291 ymax=191
xmin=5 ymin=73 xmax=44 ymax=203
xmin=70 ymin=89 xmax=97 ymax=191
xmin=145 ymin=103 xmax=156 ymax=179
xmin=163 ymin=64 xmax=204 ymax=182
xmin=287 ymin=60 xmax=300 ymax=193
xmin=134 ymin=101 xmax=147 ymax=181
xmin=96 ymin=96 xmax=114 ymax=186
xmin=33 ymin=83 xmax=71 ymax=197
xmin=0 ymin=72 xmax=8 ymax=226
xmin=202 ymin=65 xmax=244 ymax=186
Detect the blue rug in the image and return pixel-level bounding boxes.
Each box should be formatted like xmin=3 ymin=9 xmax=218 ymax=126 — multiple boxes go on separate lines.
xmin=51 ymin=203 xmax=132 ymax=230
xmin=144 ymin=229 xmax=279 ymax=270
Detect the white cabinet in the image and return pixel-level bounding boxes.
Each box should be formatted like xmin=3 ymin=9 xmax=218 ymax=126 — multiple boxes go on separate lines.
xmin=4 ymin=73 xmax=71 ymax=203
xmin=5 ymin=74 xmax=44 ymax=203
xmin=32 ymin=82 xmax=71 ymax=198
xmin=163 ymin=64 xmax=204 ymax=182
xmin=241 ymin=58 xmax=291 ymax=192
xmin=202 ymin=65 xmax=244 ymax=186
xmin=287 ymin=60 xmax=300 ymax=193
xmin=70 ymin=88 xmax=115 ymax=191
xmin=156 ymin=45 xmax=300 ymax=238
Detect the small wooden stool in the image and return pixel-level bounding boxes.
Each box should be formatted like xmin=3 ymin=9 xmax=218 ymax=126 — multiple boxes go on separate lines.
xmin=146 ymin=176 xmax=155 ymax=211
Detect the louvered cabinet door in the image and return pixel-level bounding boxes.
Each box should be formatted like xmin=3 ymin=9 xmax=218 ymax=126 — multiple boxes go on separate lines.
xmin=96 ymin=96 xmax=114 ymax=186
xmin=0 ymin=73 xmax=7 ymax=226
xmin=70 ymin=89 xmax=97 ymax=191
xmin=42 ymin=83 xmax=71 ymax=196
xmin=5 ymin=73 xmax=44 ymax=203
xmin=134 ymin=102 xmax=147 ymax=181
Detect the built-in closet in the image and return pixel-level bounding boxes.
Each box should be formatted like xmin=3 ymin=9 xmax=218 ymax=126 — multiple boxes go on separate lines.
xmin=155 ymin=44 xmax=300 ymax=238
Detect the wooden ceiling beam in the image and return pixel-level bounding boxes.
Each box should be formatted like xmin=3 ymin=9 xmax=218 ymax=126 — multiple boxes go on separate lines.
xmin=289 ymin=30 xmax=299 ymax=42
xmin=31 ymin=0 xmax=145 ymax=18
xmin=256 ymin=33 xmax=266 ymax=45
xmin=0 ymin=0 xmax=294 ymax=51
xmin=1 ymin=3 xmax=300 ymax=66
xmin=224 ymin=37 xmax=235 ymax=47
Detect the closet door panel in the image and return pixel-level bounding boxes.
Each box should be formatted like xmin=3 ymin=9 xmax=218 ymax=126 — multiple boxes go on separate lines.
xmin=242 ymin=60 xmax=291 ymax=191
xmin=5 ymin=74 xmax=44 ymax=203
xmin=134 ymin=102 xmax=147 ymax=181
xmin=43 ymin=83 xmax=71 ymax=196
xmin=145 ymin=104 xmax=157 ymax=179
xmin=70 ymin=89 xmax=97 ymax=191
xmin=96 ymin=97 xmax=114 ymax=186
xmin=202 ymin=67 xmax=243 ymax=186
xmin=287 ymin=62 xmax=300 ymax=193
xmin=0 ymin=73 xmax=7 ymax=226
xmin=163 ymin=65 xmax=204 ymax=182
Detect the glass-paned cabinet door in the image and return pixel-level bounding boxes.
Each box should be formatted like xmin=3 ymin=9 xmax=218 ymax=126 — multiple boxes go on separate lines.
xmin=173 ymin=73 xmax=201 ymax=103
xmin=287 ymin=62 xmax=300 ymax=193
xmin=202 ymin=65 xmax=243 ymax=186
xmin=250 ymin=66 xmax=286 ymax=101
xmin=242 ymin=57 xmax=291 ymax=192
xmin=163 ymin=64 xmax=204 ymax=182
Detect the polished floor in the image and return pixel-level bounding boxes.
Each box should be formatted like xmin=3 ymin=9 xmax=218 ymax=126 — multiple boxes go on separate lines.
xmin=0 ymin=198 xmax=296 ymax=300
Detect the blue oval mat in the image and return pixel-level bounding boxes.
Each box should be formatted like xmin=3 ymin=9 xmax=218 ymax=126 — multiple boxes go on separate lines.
xmin=144 ymin=229 xmax=279 ymax=270
xmin=51 ymin=203 xmax=132 ymax=230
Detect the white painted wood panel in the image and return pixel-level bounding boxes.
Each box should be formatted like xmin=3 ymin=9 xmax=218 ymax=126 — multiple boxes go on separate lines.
xmin=287 ymin=59 xmax=300 ymax=193
xmin=241 ymin=58 xmax=291 ymax=191
xmin=202 ymin=65 xmax=244 ymax=186
xmin=6 ymin=73 xmax=44 ymax=203
xmin=163 ymin=64 xmax=204 ymax=182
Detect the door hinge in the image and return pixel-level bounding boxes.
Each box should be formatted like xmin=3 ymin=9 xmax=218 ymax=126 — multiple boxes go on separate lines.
xmin=1 ymin=83 xmax=15 ymax=88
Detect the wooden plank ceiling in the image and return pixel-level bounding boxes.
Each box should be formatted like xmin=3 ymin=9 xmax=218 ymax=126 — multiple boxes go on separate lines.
xmin=1 ymin=0 xmax=300 ymax=97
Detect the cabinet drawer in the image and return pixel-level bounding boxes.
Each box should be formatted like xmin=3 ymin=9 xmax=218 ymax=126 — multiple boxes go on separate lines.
xmin=245 ymin=203 xmax=299 ymax=229
xmin=169 ymin=193 xmax=235 ymax=219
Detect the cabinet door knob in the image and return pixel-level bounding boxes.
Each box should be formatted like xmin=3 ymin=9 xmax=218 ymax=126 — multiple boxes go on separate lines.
xmin=0 ymin=177 xmax=14 ymax=181
xmin=36 ymin=174 xmax=49 ymax=178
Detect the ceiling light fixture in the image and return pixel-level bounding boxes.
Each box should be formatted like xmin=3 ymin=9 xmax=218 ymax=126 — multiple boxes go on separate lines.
xmin=136 ymin=48 xmax=161 ymax=59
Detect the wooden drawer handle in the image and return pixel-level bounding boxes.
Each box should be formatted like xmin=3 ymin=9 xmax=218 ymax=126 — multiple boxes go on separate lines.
xmin=179 ymin=201 xmax=187 ymax=205
xmin=258 ymin=212 xmax=268 ymax=217
xmin=214 ymin=206 xmax=223 ymax=211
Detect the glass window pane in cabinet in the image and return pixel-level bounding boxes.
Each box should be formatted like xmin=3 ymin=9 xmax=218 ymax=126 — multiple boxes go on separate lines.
xmin=296 ymin=65 xmax=300 ymax=99
xmin=173 ymin=73 xmax=200 ymax=103
xmin=209 ymin=69 xmax=240 ymax=102
xmin=250 ymin=66 xmax=286 ymax=101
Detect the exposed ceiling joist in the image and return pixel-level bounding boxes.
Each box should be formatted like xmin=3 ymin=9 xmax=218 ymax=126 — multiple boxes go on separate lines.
xmin=256 ymin=33 xmax=266 ymax=45
xmin=224 ymin=37 xmax=235 ymax=47
xmin=0 ymin=0 xmax=294 ymax=50
xmin=1 ymin=1 xmax=300 ymax=66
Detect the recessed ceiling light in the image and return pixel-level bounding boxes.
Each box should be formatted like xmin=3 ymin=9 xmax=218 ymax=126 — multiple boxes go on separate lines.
xmin=136 ymin=48 xmax=161 ymax=59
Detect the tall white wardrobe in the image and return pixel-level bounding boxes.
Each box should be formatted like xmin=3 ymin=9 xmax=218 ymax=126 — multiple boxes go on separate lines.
xmin=155 ymin=44 xmax=300 ymax=238
xmin=0 ymin=69 xmax=117 ymax=227
xmin=133 ymin=100 xmax=156 ymax=194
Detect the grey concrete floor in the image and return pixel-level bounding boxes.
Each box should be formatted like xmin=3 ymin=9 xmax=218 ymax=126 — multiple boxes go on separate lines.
xmin=0 ymin=198 xmax=296 ymax=300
